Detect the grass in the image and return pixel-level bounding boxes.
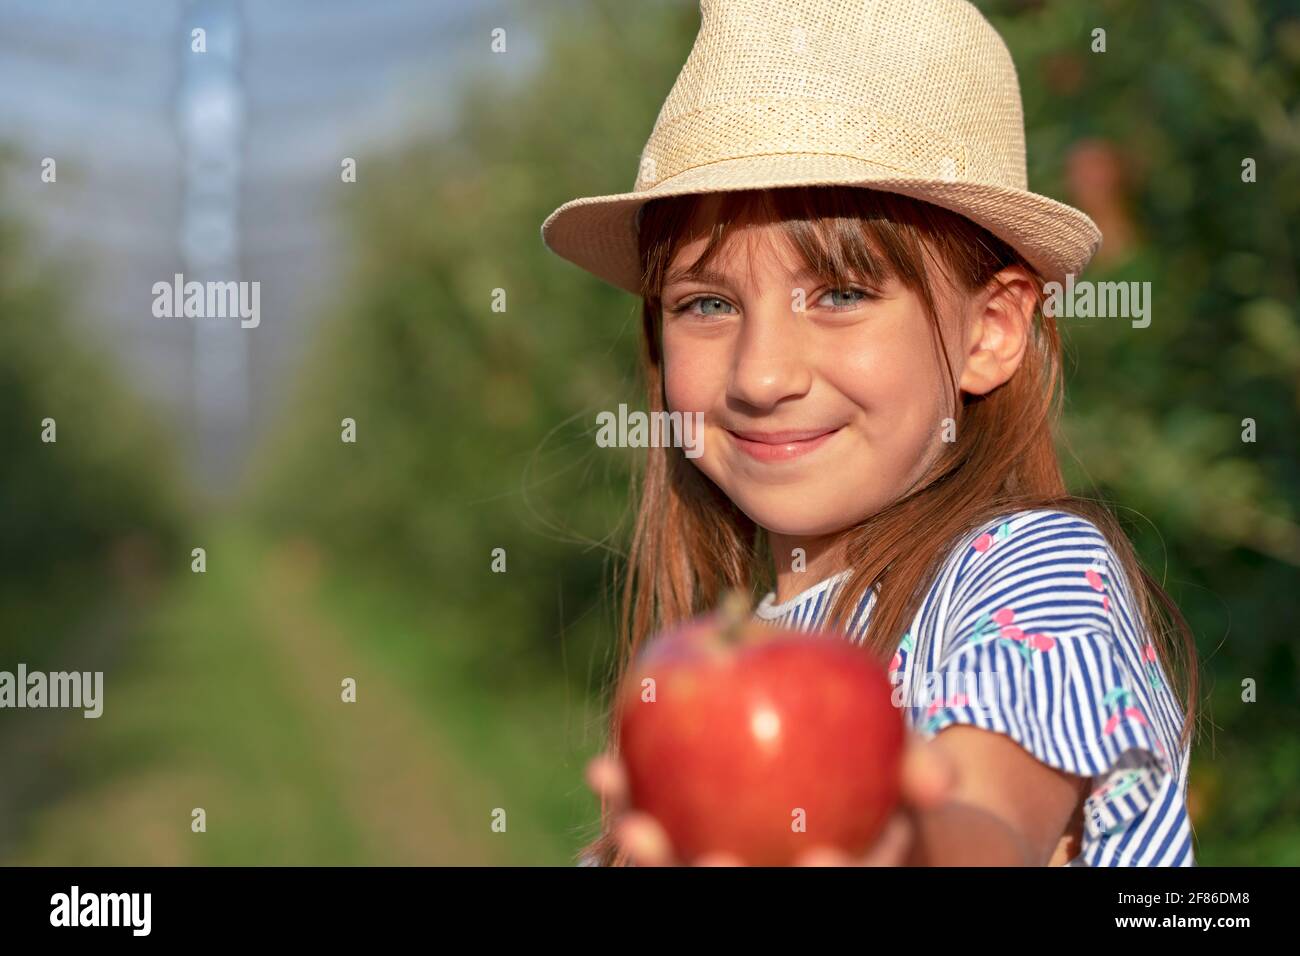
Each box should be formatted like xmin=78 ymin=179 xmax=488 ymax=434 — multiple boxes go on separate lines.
xmin=7 ymin=522 xmax=599 ymax=865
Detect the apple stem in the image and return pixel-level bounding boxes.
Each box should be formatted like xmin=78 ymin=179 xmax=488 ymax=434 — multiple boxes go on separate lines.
xmin=717 ymin=588 xmax=752 ymax=643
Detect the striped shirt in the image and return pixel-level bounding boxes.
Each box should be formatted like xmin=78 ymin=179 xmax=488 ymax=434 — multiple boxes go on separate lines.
xmin=753 ymin=508 xmax=1194 ymax=866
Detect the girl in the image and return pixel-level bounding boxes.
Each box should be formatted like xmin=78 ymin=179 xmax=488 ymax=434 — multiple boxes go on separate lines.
xmin=541 ymin=0 xmax=1198 ymax=866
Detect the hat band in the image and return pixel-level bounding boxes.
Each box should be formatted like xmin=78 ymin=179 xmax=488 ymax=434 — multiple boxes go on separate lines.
xmin=634 ymin=97 xmax=1014 ymax=192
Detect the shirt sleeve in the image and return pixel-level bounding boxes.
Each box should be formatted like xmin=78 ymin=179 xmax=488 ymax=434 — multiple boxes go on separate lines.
xmin=910 ymin=509 xmax=1179 ymax=851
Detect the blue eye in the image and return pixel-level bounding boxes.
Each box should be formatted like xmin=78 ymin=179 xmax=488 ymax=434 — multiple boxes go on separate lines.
xmin=673 ymin=296 xmax=736 ymax=318
xmin=818 ymin=288 xmax=874 ymax=309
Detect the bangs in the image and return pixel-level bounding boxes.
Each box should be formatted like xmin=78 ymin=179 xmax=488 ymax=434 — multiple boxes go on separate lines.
xmin=637 ymin=185 xmax=1022 ymax=303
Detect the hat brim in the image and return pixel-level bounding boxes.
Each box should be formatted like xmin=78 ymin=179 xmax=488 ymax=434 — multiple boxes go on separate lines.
xmin=541 ymin=153 xmax=1101 ymax=295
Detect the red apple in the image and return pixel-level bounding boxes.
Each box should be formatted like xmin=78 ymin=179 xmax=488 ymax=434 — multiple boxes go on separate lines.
xmin=616 ymin=592 xmax=904 ymax=866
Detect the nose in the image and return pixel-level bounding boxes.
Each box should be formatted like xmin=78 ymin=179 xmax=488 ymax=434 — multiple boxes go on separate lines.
xmin=727 ymin=293 xmax=813 ymax=410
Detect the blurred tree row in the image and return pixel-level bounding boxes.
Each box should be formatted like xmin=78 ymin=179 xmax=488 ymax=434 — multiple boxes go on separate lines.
xmin=252 ymin=0 xmax=1299 ymax=862
xmin=251 ymin=0 xmax=703 ymax=693
xmin=0 ymin=154 xmax=184 ymax=657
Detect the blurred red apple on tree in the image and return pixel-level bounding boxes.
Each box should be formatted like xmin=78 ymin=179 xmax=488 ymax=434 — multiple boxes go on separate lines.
xmin=616 ymin=592 xmax=904 ymax=866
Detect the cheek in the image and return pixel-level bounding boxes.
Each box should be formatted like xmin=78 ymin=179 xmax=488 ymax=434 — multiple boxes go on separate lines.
xmin=822 ymin=318 xmax=951 ymax=452
xmin=825 ymin=326 xmax=944 ymax=411
xmin=662 ymin=331 xmax=727 ymax=413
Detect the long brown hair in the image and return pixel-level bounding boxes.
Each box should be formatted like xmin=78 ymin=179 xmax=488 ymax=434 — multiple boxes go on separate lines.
xmin=581 ymin=185 xmax=1199 ymax=866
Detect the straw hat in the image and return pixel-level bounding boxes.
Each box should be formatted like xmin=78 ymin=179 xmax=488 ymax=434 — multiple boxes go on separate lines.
xmin=540 ymin=0 xmax=1101 ymax=295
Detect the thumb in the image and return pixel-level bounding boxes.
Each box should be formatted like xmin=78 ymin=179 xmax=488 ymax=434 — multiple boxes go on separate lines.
xmin=902 ymin=735 xmax=956 ymax=809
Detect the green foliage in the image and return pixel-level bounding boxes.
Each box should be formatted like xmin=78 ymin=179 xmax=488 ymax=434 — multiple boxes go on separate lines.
xmin=252 ymin=0 xmax=701 ymax=689
xmin=0 ymin=163 xmax=185 ymax=650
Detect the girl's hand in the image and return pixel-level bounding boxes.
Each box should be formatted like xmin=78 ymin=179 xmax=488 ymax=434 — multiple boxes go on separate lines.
xmin=584 ymin=732 xmax=955 ymax=866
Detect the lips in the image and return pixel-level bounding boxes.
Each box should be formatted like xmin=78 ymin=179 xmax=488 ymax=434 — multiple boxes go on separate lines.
xmin=726 ymin=426 xmax=842 ymax=462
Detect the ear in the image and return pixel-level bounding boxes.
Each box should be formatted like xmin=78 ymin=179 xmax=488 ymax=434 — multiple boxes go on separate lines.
xmin=957 ymin=265 xmax=1038 ymax=397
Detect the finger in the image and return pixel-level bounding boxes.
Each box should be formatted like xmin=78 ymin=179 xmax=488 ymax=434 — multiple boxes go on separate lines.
xmin=615 ymin=812 xmax=675 ymax=867
xmin=902 ymin=738 xmax=955 ymax=809
xmin=859 ymin=812 xmax=914 ymax=867
xmin=585 ymin=753 xmax=628 ymax=815
xmin=694 ymin=851 xmax=745 ymax=867
xmin=795 ymin=846 xmax=855 ymax=867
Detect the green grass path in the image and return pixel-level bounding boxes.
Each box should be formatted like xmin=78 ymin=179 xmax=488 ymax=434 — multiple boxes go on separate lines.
xmin=9 ymin=527 xmax=592 ymax=865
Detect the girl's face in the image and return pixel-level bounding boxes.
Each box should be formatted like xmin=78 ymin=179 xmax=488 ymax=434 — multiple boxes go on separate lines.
xmin=660 ymin=200 xmax=981 ymax=539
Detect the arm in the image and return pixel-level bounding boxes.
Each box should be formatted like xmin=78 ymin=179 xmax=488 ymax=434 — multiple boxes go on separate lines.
xmin=905 ymin=725 xmax=1089 ymax=866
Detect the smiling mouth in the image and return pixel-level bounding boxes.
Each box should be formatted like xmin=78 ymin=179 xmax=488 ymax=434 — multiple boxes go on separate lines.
xmin=726 ymin=426 xmax=842 ymax=462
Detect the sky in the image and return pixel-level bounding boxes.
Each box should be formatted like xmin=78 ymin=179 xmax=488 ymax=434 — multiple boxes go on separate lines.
xmin=0 ymin=0 xmax=543 ymax=492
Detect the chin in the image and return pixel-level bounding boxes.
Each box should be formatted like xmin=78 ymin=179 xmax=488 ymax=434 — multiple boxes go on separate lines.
xmin=726 ymin=490 xmax=863 ymax=539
